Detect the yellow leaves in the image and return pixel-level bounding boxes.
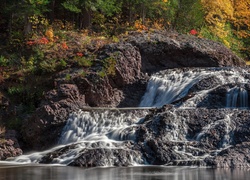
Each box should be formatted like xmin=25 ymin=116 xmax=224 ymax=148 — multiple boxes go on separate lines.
xmin=134 ymin=20 xmax=148 ymax=31
xmin=45 ymin=27 xmax=54 ymax=41
xmin=201 ymin=0 xmax=250 ymax=50
xmin=201 ymin=0 xmax=235 ymax=47
xmin=222 ymin=39 xmax=230 ymax=48
xmin=232 ymin=0 xmax=250 ymax=38
xmin=202 ymin=0 xmax=234 ymax=23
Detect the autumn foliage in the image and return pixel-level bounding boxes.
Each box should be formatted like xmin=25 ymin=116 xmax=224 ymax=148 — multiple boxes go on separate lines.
xmin=0 ymin=0 xmax=250 ymax=60
xmin=200 ymin=0 xmax=250 ymax=57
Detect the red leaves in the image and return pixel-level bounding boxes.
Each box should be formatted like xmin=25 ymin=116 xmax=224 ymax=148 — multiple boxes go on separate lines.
xmin=26 ymin=40 xmax=36 ymax=46
xmin=190 ymin=29 xmax=198 ymax=36
xmin=26 ymin=37 xmax=49 ymax=46
xmin=76 ymin=52 xmax=83 ymax=57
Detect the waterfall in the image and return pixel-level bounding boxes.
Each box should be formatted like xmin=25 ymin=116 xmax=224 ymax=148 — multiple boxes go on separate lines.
xmin=226 ymin=87 xmax=248 ymax=108
xmin=140 ymin=68 xmax=249 ymax=108
xmin=240 ymin=88 xmax=248 ymax=107
xmin=139 ymin=69 xmax=211 ymax=107
xmin=58 ymin=110 xmax=139 ymax=144
xmin=6 ymin=67 xmax=250 ymax=167
xmin=13 ymin=109 xmax=148 ymax=165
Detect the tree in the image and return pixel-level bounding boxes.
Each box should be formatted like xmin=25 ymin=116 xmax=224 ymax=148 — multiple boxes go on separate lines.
xmin=233 ymin=0 xmax=250 ymax=38
xmin=61 ymin=0 xmax=121 ymax=29
xmin=171 ymin=0 xmax=205 ymax=32
xmin=201 ymin=0 xmax=234 ymax=47
xmin=232 ymin=0 xmax=250 ymax=58
xmin=1 ymin=0 xmax=50 ymax=44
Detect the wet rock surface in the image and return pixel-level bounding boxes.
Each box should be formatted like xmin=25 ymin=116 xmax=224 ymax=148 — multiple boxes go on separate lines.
xmin=25 ymin=107 xmax=250 ymax=168
xmin=135 ymin=107 xmax=250 ymax=168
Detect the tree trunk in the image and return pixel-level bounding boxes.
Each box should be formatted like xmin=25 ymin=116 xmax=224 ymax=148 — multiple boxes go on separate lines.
xmin=49 ymin=0 xmax=56 ymax=22
xmin=81 ymin=8 xmax=91 ymax=29
xmin=24 ymin=15 xmax=32 ymax=36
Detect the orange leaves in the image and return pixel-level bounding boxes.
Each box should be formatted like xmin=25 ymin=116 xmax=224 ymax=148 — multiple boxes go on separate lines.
xmin=26 ymin=37 xmax=49 ymax=46
xmin=38 ymin=37 xmax=49 ymax=44
xmin=26 ymin=40 xmax=36 ymax=46
xmin=45 ymin=27 xmax=54 ymax=41
xmin=61 ymin=42 xmax=69 ymax=50
xmin=134 ymin=20 xmax=148 ymax=31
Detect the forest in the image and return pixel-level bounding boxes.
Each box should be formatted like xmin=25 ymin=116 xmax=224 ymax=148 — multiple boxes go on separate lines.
xmin=1 ymin=0 xmax=250 ymax=59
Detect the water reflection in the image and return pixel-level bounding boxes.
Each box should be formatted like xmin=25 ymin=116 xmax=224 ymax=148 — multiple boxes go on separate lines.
xmin=0 ymin=164 xmax=250 ymax=180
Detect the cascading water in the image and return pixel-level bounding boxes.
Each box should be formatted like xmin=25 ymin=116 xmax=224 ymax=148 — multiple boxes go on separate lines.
xmin=6 ymin=67 xmax=250 ymax=168
xmin=140 ymin=68 xmax=249 ymax=108
xmin=13 ymin=109 xmax=148 ymax=166
xmin=226 ymin=87 xmax=248 ymax=108
xmin=58 ymin=110 xmax=141 ymax=144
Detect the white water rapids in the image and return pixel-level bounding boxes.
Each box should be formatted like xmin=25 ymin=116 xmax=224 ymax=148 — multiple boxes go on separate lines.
xmin=6 ymin=67 xmax=250 ymax=166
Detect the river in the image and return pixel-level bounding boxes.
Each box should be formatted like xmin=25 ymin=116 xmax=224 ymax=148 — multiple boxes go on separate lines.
xmin=1 ymin=163 xmax=249 ymax=180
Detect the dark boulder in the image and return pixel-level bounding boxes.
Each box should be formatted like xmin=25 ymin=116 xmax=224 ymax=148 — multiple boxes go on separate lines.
xmin=127 ymin=31 xmax=245 ymax=73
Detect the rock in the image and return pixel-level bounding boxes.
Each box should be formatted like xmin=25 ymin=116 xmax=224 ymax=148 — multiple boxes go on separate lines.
xmin=21 ymin=84 xmax=85 ymax=150
xmin=0 ymin=130 xmax=22 ymax=160
xmin=127 ymin=31 xmax=245 ymax=73
xmin=135 ymin=107 xmax=250 ymax=168
xmin=39 ymin=141 xmax=143 ymax=167
xmin=16 ymin=107 xmax=250 ymax=168
xmin=205 ymin=142 xmax=250 ymax=168
xmin=69 ymin=148 xmax=142 ymax=167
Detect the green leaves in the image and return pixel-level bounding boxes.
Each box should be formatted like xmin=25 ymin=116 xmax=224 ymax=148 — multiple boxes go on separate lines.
xmin=62 ymin=0 xmax=81 ymax=13
xmin=96 ymin=0 xmax=121 ymax=17
xmin=62 ymin=0 xmax=121 ymax=16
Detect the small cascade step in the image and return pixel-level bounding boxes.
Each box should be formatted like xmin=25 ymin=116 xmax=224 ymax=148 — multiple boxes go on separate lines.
xmin=226 ymin=87 xmax=249 ymax=108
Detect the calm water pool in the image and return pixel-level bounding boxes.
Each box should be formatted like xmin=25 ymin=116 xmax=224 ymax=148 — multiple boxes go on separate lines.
xmin=1 ymin=163 xmax=250 ymax=180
